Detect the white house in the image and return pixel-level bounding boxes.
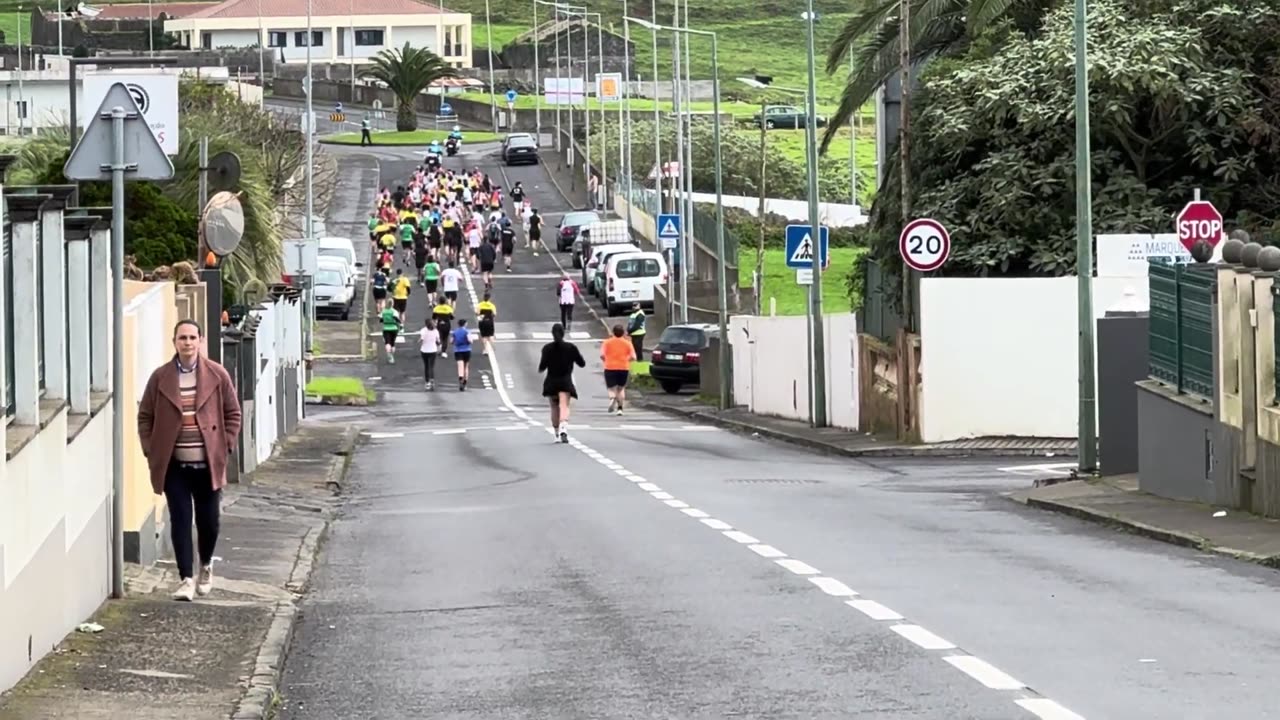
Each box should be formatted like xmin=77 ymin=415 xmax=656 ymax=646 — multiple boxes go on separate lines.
xmin=164 ymin=0 xmax=474 ymax=68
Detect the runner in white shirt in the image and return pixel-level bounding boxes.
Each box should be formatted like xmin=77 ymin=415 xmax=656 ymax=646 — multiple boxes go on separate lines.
xmin=556 ymin=275 xmax=579 ymax=331
xmin=418 ymin=318 xmax=441 ymax=391
xmin=441 ymin=261 xmax=464 ymax=307
xmin=466 ymin=224 xmax=484 ymax=273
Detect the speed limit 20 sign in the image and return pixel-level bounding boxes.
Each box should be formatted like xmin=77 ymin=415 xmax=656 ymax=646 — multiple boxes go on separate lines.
xmin=899 ymin=218 xmax=951 ymax=272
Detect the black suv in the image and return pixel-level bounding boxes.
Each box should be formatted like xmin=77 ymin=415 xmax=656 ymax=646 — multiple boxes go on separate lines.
xmin=648 ymin=323 xmax=717 ymax=394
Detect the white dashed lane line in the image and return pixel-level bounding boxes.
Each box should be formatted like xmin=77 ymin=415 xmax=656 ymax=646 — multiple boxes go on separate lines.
xmin=462 ymin=262 xmax=1082 ymax=720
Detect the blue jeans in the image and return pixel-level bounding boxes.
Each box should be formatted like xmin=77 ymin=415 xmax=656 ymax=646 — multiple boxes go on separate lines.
xmin=164 ymin=462 xmax=221 ymax=580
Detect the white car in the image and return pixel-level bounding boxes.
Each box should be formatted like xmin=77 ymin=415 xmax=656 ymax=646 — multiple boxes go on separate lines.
xmin=601 ymin=250 xmax=667 ymax=316
xmin=313 ymin=265 xmax=355 ymax=320
xmin=318 ymin=236 xmax=362 ymax=279
xmin=583 ymin=242 xmax=640 ymax=296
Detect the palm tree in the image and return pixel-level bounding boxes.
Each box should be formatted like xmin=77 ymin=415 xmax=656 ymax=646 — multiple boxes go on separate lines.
xmin=820 ymin=0 xmax=1042 ymax=153
xmin=360 ymin=43 xmax=458 ymax=132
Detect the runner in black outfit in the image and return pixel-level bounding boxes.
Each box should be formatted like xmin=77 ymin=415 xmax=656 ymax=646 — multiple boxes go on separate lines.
xmin=538 ymin=323 xmax=586 ymax=443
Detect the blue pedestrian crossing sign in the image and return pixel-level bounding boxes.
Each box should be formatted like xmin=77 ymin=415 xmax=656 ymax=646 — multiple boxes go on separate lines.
xmin=657 ymin=213 xmax=681 ymax=250
xmin=785 ymin=224 xmax=830 ymax=269
xmin=506 ymin=89 xmax=518 ymax=104
xmin=440 ymin=102 xmax=454 ymax=115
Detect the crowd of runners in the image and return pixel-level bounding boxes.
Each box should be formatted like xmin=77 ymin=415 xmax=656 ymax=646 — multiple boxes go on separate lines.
xmin=358 ymin=148 xmax=638 ymax=442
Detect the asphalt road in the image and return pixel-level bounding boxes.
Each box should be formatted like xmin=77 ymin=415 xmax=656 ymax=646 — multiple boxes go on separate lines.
xmin=278 ymin=141 xmax=1280 ymax=720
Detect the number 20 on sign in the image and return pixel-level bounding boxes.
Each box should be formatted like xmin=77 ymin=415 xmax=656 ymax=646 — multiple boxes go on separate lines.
xmin=899 ymin=218 xmax=952 ymax=272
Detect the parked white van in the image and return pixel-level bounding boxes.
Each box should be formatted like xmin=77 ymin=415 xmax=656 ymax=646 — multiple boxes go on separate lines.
xmin=584 ymin=242 xmax=641 ymax=296
xmin=601 ymin=251 xmax=668 ymax=316
xmin=318 ymin=237 xmax=363 ymax=279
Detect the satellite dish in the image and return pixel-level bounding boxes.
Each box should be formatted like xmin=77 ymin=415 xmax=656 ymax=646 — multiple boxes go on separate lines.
xmin=208 ymin=151 xmax=241 ymax=192
xmin=202 ymin=190 xmax=245 ymax=257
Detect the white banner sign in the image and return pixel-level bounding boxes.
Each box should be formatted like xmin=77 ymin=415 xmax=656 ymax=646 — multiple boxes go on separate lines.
xmin=82 ymin=70 xmax=180 ymax=155
xmin=1096 ymin=233 xmax=1192 ymax=278
xmin=544 ymin=77 xmax=584 ymax=106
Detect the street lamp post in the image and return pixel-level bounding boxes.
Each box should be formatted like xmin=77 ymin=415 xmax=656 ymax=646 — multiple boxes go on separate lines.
xmin=621 ymin=0 xmax=633 ymax=230
xmin=803 ymin=0 xmax=827 ymax=427
xmin=533 ymin=0 xmax=542 ymax=143
xmin=484 ymin=0 xmax=498 ymax=132
xmin=628 ymin=17 xmax=728 ymax=409
xmin=1073 ymin=0 xmax=1097 ymax=471
xmin=305 ymin=0 xmax=316 ymax=351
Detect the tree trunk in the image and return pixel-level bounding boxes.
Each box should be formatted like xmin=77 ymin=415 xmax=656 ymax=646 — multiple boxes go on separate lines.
xmin=396 ymin=101 xmax=417 ymax=132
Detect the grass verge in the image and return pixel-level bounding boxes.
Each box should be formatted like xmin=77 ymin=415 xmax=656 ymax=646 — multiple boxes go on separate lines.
xmin=319 ymin=129 xmax=501 ymax=146
xmin=629 ymin=360 xmax=657 ymax=391
xmin=305 ymin=376 xmax=375 ymax=403
xmin=739 ymin=247 xmax=865 ymax=316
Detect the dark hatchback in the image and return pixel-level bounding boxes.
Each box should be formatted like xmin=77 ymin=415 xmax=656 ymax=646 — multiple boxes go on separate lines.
xmin=503 ymin=135 xmax=539 ymax=165
xmin=648 ymin=323 xmax=717 ymax=394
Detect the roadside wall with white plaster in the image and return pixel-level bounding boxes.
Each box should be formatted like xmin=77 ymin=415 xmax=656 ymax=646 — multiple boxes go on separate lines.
xmin=918 ymin=277 xmax=1148 ymax=442
xmin=245 ymin=297 xmax=304 ymax=468
xmin=730 ymin=313 xmax=859 ymax=429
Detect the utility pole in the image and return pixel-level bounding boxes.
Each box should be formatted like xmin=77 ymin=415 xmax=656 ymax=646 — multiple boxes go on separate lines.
xmin=485 ymin=0 xmax=498 ymax=132
xmin=804 ymin=0 xmax=826 ymax=427
xmin=533 ymin=0 xmax=541 ymax=143
xmin=1073 ymin=0 xmax=1097 ymax=471
xmin=899 ymin=0 xmax=914 ymax=331
xmin=304 ymin=0 xmax=315 ymax=352
xmin=756 ymin=97 xmax=767 ymax=315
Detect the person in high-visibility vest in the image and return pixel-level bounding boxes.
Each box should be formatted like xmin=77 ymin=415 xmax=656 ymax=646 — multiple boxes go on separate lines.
xmin=627 ymin=303 xmax=646 ymax=359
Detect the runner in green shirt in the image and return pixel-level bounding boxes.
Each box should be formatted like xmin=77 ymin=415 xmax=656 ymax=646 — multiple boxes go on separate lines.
xmin=399 ymin=220 xmax=416 ymax=265
xmin=367 ymin=213 xmax=379 ymax=242
xmin=422 ymin=256 xmax=442 ymax=305
xmin=380 ymin=306 xmax=401 ymax=364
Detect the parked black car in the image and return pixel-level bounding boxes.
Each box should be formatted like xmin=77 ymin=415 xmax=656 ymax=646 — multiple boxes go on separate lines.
xmin=556 ymin=209 xmax=601 ymax=252
xmin=648 ymin=323 xmax=718 ymax=394
xmin=502 ymin=135 xmax=539 ymax=165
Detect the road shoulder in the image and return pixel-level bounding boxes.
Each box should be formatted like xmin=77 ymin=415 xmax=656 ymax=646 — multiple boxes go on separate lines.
xmin=0 ymin=423 xmax=357 ymax=720
xmin=1011 ymin=475 xmax=1280 ymax=567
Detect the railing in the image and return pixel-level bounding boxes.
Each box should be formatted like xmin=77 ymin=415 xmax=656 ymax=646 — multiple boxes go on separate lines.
xmin=1148 ymin=259 xmax=1215 ymax=398
xmin=620 ymin=184 xmax=739 ymax=269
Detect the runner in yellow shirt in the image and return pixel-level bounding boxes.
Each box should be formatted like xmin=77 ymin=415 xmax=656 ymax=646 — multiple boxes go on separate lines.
xmin=391 ymin=268 xmax=412 ymax=323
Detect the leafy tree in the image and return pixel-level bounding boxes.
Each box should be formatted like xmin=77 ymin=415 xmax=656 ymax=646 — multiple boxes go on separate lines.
xmin=360 ymin=44 xmax=457 ymax=131
xmin=858 ymin=0 xmax=1280 ymax=303
xmin=819 ymin=0 xmax=1054 ymax=153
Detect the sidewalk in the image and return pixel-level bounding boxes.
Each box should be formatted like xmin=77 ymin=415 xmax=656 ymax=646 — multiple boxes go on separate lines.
xmin=1012 ymin=476 xmax=1280 ymax=567
xmin=0 ymin=422 xmax=358 ymax=720
xmin=635 ymin=392 xmax=1076 ymax=459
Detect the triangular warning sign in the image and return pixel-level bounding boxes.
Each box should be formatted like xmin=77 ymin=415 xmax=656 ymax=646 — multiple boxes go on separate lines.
xmin=64 ymin=82 xmax=173 ymax=182
xmin=790 ymin=235 xmax=813 ymax=263
xmin=659 ymin=218 xmax=679 ymax=237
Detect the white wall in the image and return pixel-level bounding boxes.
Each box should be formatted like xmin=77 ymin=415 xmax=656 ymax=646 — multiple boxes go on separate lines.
xmin=209 ymin=29 xmax=259 ymax=48
xmin=730 ymin=313 xmax=858 ymax=429
xmin=389 ymin=26 xmax=439 ymax=55
xmin=918 ymin=276 xmax=1149 ymax=442
xmin=661 ymin=189 xmax=866 ymax=227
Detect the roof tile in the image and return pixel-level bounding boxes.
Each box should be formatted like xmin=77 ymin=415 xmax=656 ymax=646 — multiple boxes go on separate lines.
xmin=185 ymin=0 xmax=455 ymax=19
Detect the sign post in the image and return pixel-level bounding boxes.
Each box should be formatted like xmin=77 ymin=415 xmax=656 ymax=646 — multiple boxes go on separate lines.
xmin=899 ymin=218 xmax=952 ymax=272
xmin=1175 ymin=199 xmax=1224 ymax=253
xmin=64 ymin=82 xmax=174 ymax=601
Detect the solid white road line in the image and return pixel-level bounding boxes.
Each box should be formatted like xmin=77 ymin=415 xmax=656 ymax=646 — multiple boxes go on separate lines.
xmin=1015 ymin=699 xmax=1086 ymax=720
xmin=891 ymin=625 xmax=957 ymax=651
xmin=366 ymin=432 xmax=405 ymax=439
xmin=808 ymin=577 xmax=858 ymax=597
xmin=723 ymin=530 xmax=760 ymax=544
xmin=845 ymin=599 xmax=904 ymax=621
xmin=776 ymin=559 xmax=821 ymax=576
xmin=433 ymin=429 xmax=466 ymax=435
xmin=943 ymin=656 xmax=1025 ymax=690
xmin=748 ymin=544 xmax=786 ymax=559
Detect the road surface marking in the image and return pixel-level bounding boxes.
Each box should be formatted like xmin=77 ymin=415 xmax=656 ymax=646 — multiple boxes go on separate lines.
xmin=617 ymin=423 xmax=656 ymax=430
xmin=1015 ymin=699 xmax=1086 ymax=720
xmin=943 ymin=656 xmax=1025 ymax=690
xmin=891 ymin=625 xmax=956 ymax=650
xmin=845 ymin=599 xmax=903 ymax=621
xmin=808 ymin=577 xmax=857 ymax=596
xmin=366 ymin=432 xmax=405 ymax=439
xmin=748 ymin=544 xmax=786 ymax=558
xmin=776 ymin=559 xmax=821 ymax=576
xmin=637 ymin=482 xmax=661 ymax=492
xmin=465 ymin=252 xmax=1087 ymax=720
xmin=433 ymin=429 xmax=466 ymax=435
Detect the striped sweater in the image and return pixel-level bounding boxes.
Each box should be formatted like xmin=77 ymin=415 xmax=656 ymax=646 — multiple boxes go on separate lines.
xmin=172 ymin=366 xmax=207 ymax=463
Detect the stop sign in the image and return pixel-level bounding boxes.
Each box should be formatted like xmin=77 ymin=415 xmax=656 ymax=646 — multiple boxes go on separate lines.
xmin=1175 ymin=200 xmax=1224 ymax=253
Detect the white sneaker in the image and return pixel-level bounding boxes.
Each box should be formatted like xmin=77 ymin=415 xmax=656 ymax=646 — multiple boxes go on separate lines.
xmin=172 ymin=577 xmax=196 ymax=602
xmin=196 ymin=565 xmax=214 ymax=596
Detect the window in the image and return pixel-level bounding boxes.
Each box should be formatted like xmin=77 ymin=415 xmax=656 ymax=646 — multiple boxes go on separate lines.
xmin=615 ymin=257 xmax=661 ymax=279
xmin=354 ymin=29 xmax=383 ymax=46
xmin=34 ymin=218 xmax=43 ymax=391
xmin=294 ymin=30 xmax=323 ymax=47
xmin=201 ymin=31 xmax=212 ymax=49
xmin=658 ymin=326 xmax=705 ymax=346
xmin=268 ymin=31 xmax=287 ymax=48
xmin=3 ymin=216 xmax=12 ymax=414
xmin=315 ymin=270 xmax=344 ymax=287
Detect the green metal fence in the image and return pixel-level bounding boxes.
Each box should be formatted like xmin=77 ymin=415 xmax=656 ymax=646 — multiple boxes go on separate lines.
xmin=1148 ymin=259 xmax=1215 ymax=398
xmin=621 ymin=186 xmax=740 ymax=268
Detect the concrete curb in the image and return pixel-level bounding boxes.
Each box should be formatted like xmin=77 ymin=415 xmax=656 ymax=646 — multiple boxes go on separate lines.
xmin=1016 ymin=494 xmax=1280 ymax=569
xmin=634 ymin=398 xmax=1075 ymax=459
xmin=227 ymin=426 xmax=359 ymax=720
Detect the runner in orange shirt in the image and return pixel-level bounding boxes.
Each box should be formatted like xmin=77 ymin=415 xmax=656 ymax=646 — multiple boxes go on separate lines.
xmin=600 ymin=324 xmax=637 ymax=415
